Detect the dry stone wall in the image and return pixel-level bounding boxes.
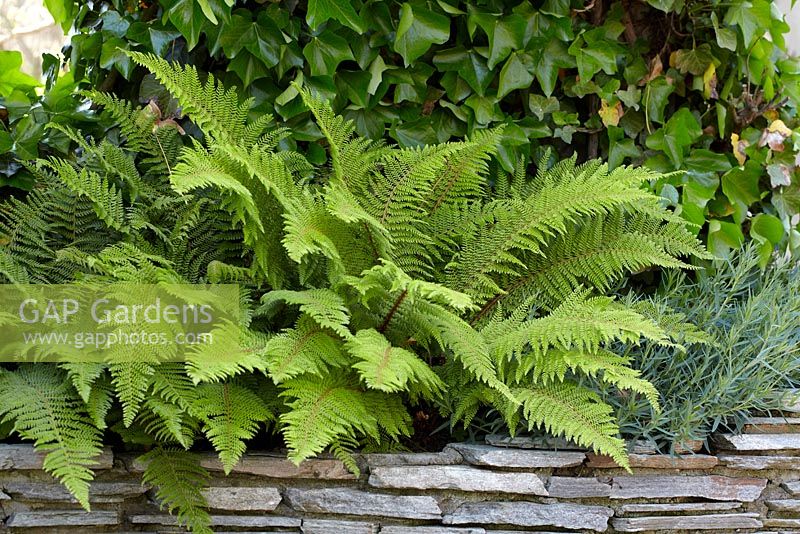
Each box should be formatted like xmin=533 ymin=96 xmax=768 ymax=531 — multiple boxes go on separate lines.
xmin=3 ymin=417 xmax=800 ymax=532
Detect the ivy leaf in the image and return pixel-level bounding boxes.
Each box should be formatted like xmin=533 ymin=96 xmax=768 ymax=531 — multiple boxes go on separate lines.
xmin=162 ymin=0 xmax=209 ymax=50
xmin=722 ymin=161 xmax=762 ymax=223
xmin=711 ymin=12 xmax=737 ymax=51
xmin=672 ymin=44 xmax=714 ymax=76
xmin=767 ymin=163 xmax=792 ymax=188
xmin=99 ymin=37 xmax=133 ymax=79
xmin=599 ymin=99 xmax=623 ymax=127
xmin=433 ymin=47 xmax=492 ymax=97
xmin=724 ymin=0 xmax=771 ymax=47
xmin=568 ymin=29 xmax=623 ymax=81
xmin=394 ymin=3 xmax=450 ymax=66
xmin=44 ymin=0 xmax=76 ymax=32
xmin=608 ymin=126 xmax=641 ymax=168
xmin=367 ymin=56 xmax=390 ymax=95
xmin=475 ymin=14 xmax=526 ymax=69
xmin=645 ymin=108 xmax=701 ymax=167
xmin=307 ymin=0 xmax=365 ymax=33
xmin=303 ymin=33 xmax=355 ymax=77
xmin=751 ymin=212 xmax=784 ymax=264
xmin=645 ymin=76 xmax=674 ymax=125
xmin=498 ymin=51 xmax=534 ymax=99
xmin=217 ymin=12 xmax=282 ymax=67
xmin=708 ymin=219 xmax=744 ymax=257
xmin=528 ymin=94 xmax=559 ymax=120
xmin=228 ymin=51 xmax=269 ymax=86
xmin=532 ymin=38 xmax=574 ymax=97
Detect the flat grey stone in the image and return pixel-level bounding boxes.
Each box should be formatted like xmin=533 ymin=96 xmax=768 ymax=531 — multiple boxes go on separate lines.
xmin=364 ymin=448 xmax=462 ymax=468
xmin=6 ymin=510 xmax=119 ymax=527
xmin=768 ymin=499 xmax=800 ymax=512
xmin=3 ymin=481 xmax=146 ymax=503
xmin=446 ymin=443 xmax=585 ymax=468
xmin=485 ymin=434 xmax=584 ymax=450
xmin=0 ymin=444 xmax=113 ymax=470
xmin=302 ymin=518 xmax=379 ymax=533
xmin=764 ymin=518 xmax=800 ymax=528
xmin=587 ymin=452 xmax=718 ymax=469
xmin=129 ymin=514 xmax=301 ymax=527
xmin=610 ymin=475 xmax=767 ymax=501
xmin=201 ymin=486 xmax=281 ymax=511
xmin=744 ymin=417 xmax=800 ymax=433
xmin=622 ymin=502 xmax=742 ymax=513
xmin=380 ymin=528 xmax=485 ymax=534
xmin=783 ymin=480 xmax=800 ymax=495
xmin=720 ymin=454 xmax=800 ymax=470
xmin=369 ymin=465 xmax=547 ymax=495
xmin=612 ymin=513 xmax=762 ymax=532
xmin=715 ymin=433 xmax=800 ymax=451
xmin=443 ymin=501 xmax=613 ymax=532
xmin=199 ymin=452 xmax=356 ymax=479
xmin=285 ymin=488 xmax=441 ymax=520
xmin=547 ymin=476 xmax=611 ymax=498
xmin=0 ymin=490 xmax=9 ymax=499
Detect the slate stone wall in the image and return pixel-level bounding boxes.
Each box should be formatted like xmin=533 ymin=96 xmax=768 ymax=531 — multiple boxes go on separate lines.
xmin=2 ymin=417 xmax=800 ymax=532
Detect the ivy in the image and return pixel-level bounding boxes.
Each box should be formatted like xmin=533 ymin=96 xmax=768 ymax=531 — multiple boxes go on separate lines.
xmin=2 ymin=0 xmax=799 ymax=258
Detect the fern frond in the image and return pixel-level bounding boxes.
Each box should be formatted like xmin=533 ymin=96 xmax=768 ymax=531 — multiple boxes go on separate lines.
xmin=516 ymin=381 xmax=630 ymax=470
xmin=126 ymin=52 xmax=254 ymax=144
xmin=191 ymin=382 xmax=272 ymax=472
xmin=346 ymin=329 xmax=444 ymax=396
xmin=139 ymin=447 xmax=212 ymax=534
xmin=263 ymin=316 xmax=348 ymax=383
xmin=0 ymin=366 xmax=104 ymax=510
xmin=280 ymin=371 xmax=411 ymax=465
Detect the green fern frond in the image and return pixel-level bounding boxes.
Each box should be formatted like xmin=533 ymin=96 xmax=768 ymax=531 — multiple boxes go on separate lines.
xmin=263 ymin=316 xmax=348 ymax=383
xmin=191 ymin=382 xmax=272 ymax=472
xmin=491 ymin=290 xmax=667 ymax=361
xmin=126 ymin=52 xmax=254 ymax=144
xmin=346 ymin=328 xmax=444 ymax=396
xmin=280 ymin=371 xmax=411 ymax=465
xmin=261 ymin=288 xmax=351 ymax=339
xmin=139 ymin=447 xmax=212 ymax=534
xmin=516 ymin=381 xmax=630 ymax=470
xmin=0 ymin=366 xmax=104 ymax=510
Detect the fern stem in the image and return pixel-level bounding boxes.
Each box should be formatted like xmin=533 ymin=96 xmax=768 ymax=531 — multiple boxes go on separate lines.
xmin=363 ymin=222 xmax=380 ymax=261
xmin=379 ymin=289 xmax=408 ymax=333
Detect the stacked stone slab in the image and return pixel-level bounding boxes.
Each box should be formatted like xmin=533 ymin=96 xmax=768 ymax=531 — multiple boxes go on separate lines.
xmin=1 ymin=414 xmax=800 ymax=532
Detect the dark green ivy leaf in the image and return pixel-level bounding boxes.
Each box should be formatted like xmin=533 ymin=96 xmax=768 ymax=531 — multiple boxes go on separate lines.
xmin=394 ymin=3 xmax=450 ymax=66
xmin=303 ymin=32 xmax=355 ymax=77
xmin=433 ymin=47 xmax=493 ymax=97
xmin=498 ymin=51 xmax=534 ymax=99
xmin=161 ymin=0 xmax=209 ymax=50
xmin=307 ymin=0 xmax=366 ymax=32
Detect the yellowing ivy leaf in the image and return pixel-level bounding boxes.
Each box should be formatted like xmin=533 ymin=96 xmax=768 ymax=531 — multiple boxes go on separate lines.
xmin=731 ymin=133 xmax=748 ymax=165
xmin=599 ymin=99 xmax=623 ymax=127
xmin=759 ymin=119 xmax=793 ymax=151
xmin=703 ymin=63 xmax=718 ymax=99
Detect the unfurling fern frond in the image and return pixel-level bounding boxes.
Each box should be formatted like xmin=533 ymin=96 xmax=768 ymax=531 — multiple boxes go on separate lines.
xmin=139 ymin=447 xmax=212 ymax=534
xmin=0 ymin=366 xmax=104 ymax=510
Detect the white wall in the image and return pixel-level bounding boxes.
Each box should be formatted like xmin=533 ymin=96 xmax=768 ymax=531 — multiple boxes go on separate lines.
xmin=777 ymin=0 xmax=800 ymax=55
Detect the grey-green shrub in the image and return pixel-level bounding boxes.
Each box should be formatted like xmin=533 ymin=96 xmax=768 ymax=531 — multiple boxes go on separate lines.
xmin=603 ymin=247 xmax=800 ymax=451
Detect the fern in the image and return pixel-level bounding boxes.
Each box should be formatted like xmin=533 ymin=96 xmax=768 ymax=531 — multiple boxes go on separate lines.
xmin=139 ymin=447 xmax=212 ymax=534
xmin=0 ymin=366 xmax=104 ymax=509
xmin=0 ymin=57 xmax=714 ymax=524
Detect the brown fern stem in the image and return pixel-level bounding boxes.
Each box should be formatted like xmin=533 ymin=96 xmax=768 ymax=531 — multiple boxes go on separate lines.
xmin=379 ymin=289 xmax=408 ymax=333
